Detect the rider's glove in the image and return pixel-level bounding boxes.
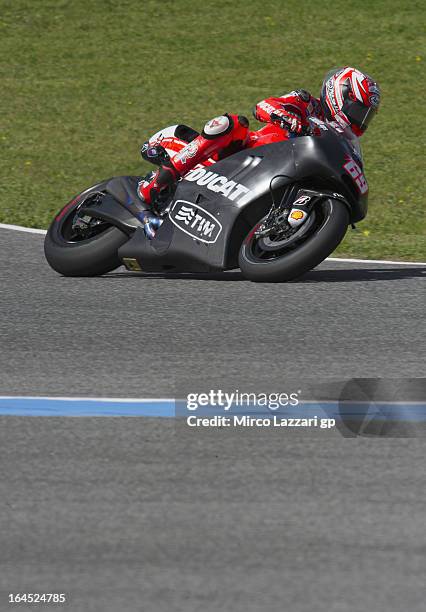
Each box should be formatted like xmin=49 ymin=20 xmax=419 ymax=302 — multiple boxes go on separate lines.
xmin=270 ymin=110 xmax=303 ymax=135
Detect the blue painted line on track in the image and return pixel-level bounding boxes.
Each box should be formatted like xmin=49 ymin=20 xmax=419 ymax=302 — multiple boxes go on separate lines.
xmin=0 ymin=398 xmax=175 ymax=417
xmin=0 ymin=397 xmax=425 ymax=420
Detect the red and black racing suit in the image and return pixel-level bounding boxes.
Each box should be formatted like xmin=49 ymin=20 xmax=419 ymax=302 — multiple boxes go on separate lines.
xmin=138 ymin=89 xmax=325 ymax=206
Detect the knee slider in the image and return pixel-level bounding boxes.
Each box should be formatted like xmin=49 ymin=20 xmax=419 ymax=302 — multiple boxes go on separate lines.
xmin=202 ymin=114 xmax=234 ymax=139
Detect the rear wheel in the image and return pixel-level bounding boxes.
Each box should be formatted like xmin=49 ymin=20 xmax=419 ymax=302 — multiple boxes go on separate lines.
xmin=44 ymin=185 xmax=128 ymax=276
xmin=238 ymin=198 xmax=349 ymax=282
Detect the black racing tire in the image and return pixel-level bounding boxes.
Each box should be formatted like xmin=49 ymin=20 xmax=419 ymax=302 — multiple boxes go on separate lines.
xmin=44 ymin=188 xmax=128 ymax=277
xmin=238 ymin=198 xmax=350 ymax=282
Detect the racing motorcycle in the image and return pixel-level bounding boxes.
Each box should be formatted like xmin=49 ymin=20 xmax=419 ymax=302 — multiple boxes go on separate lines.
xmin=44 ymin=117 xmax=369 ymax=282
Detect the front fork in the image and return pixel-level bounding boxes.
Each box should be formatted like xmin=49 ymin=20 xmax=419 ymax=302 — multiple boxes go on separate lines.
xmin=286 ymin=188 xmax=350 ymax=228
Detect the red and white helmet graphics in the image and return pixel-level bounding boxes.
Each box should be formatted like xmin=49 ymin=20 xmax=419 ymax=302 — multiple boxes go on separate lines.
xmin=320 ymin=67 xmax=380 ymax=135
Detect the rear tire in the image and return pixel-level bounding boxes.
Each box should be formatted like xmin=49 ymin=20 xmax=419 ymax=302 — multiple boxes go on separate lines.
xmin=238 ymin=198 xmax=349 ymax=282
xmin=44 ymin=187 xmax=128 ymax=277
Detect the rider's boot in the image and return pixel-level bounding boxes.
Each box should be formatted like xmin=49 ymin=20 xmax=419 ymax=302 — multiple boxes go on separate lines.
xmin=139 ymin=210 xmax=163 ymax=239
xmin=137 ymin=161 xmax=179 ymax=238
xmin=137 ymin=114 xmax=250 ymax=238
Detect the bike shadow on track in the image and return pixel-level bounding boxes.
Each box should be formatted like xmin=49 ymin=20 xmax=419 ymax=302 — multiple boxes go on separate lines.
xmin=106 ymin=267 xmax=425 ymax=283
xmin=294 ymin=266 xmax=425 ymax=283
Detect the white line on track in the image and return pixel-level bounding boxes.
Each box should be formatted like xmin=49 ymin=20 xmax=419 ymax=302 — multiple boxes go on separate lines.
xmin=0 ymin=223 xmax=425 ymax=266
xmin=327 ymin=257 xmax=426 ymax=266
xmin=0 ymin=222 xmax=47 ymax=235
xmin=0 ymin=396 xmax=424 ymax=406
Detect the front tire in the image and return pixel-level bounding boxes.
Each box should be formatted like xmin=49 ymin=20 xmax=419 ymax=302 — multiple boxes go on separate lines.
xmin=44 ymin=185 xmax=128 ymax=277
xmin=238 ymin=198 xmax=349 ymax=282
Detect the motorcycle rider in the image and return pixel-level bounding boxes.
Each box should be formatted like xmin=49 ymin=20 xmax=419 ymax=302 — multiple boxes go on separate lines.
xmin=138 ymin=66 xmax=380 ymax=237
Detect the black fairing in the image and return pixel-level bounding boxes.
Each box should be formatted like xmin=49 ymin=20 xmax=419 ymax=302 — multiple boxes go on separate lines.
xmin=118 ymin=126 xmax=368 ymax=272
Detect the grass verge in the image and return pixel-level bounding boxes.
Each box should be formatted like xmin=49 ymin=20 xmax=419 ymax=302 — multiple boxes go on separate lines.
xmin=0 ymin=0 xmax=424 ymax=260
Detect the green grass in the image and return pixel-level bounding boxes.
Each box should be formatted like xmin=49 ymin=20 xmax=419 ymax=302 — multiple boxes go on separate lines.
xmin=0 ymin=0 xmax=425 ymax=260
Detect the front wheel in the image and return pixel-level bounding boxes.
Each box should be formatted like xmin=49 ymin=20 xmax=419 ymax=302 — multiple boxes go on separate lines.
xmin=44 ymin=183 xmax=128 ymax=276
xmin=238 ymin=198 xmax=349 ymax=282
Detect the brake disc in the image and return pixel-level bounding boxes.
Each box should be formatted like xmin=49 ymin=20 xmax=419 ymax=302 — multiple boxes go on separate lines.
xmin=257 ymin=210 xmax=317 ymax=251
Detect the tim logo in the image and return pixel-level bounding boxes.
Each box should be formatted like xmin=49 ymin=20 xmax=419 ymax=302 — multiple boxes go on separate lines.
xmin=169 ymin=200 xmax=222 ymax=244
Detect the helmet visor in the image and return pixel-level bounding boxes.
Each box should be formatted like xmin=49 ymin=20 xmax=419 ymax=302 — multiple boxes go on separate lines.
xmin=342 ymin=99 xmax=377 ymax=131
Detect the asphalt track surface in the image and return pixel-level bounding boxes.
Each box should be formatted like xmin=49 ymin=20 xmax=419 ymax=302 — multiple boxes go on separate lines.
xmin=0 ymin=227 xmax=425 ymax=611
